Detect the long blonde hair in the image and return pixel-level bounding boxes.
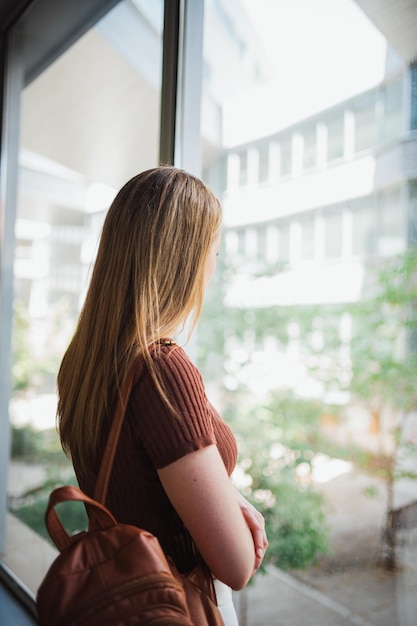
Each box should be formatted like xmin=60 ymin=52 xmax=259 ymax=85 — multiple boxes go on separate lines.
xmin=57 ymin=166 xmax=222 ymax=472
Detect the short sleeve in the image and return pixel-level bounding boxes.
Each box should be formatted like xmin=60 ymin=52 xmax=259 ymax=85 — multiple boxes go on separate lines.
xmin=130 ymin=345 xmax=217 ymax=469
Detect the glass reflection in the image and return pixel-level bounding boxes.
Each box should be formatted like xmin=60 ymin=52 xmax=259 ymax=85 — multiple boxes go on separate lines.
xmin=199 ymin=1 xmax=416 ymax=624
xmin=8 ymin=0 xmax=163 ymax=593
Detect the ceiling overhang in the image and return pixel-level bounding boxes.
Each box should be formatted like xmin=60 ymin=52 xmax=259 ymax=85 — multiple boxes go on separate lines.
xmin=356 ymin=0 xmax=417 ymax=63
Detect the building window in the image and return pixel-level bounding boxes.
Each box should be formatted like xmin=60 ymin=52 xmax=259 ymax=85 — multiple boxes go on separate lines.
xmin=237 ymin=228 xmax=246 ymax=255
xmin=245 ymin=227 xmax=258 ymax=260
xmin=351 ymin=197 xmax=376 ymax=256
xmin=280 ymin=135 xmax=292 ymax=177
xmin=382 ymin=77 xmax=404 ymax=142
xmin=300 ymin=215 xmax=315 ymax=260
xmin=410 ymin=179 xmax=417 ymax=244
xmin=258 ymin=141 xmax=269 ymax=184
xmin=354 ymin=91 xmax=377 ymax=152
xmin=327 ymin=111 xmax=344 ymax=161
xmin=265 ymin=223 xmax=279 ymax=263
xmin=256 ymin=225 xmax=267 ymax=262
xmin=225 ymin=229 xmax=239 ymax=257
xmin=378 ymin=186 xmax=405 ymax=255
xmin=277 ymin=221 xmax=290 ymax=264
xmin=302 ymin=122 xmax=317 ymax=170
xmin=324 ymin=209 xmax=343 ymax=259
xmin=239 ymin=149 xmax=248 ymax=186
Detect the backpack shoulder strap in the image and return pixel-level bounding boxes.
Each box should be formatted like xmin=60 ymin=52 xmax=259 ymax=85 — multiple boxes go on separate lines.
xmin=93 ymin=364 xmax=137 ymax=503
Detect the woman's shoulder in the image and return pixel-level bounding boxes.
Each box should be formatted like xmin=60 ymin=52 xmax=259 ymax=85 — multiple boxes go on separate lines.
xmin=150 ymin=340 xmax=200 ymax=377
xmin=131 ymin=339 xmax=204 ymax=393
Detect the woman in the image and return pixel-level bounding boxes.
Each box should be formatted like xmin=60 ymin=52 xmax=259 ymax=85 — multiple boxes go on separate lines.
xmin=57 ymin=166 xmax=268 ymax=625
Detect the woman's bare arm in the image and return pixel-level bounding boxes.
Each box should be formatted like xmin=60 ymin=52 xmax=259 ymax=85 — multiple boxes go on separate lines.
xmin=158 ymin=445 xmax=256 ymax=590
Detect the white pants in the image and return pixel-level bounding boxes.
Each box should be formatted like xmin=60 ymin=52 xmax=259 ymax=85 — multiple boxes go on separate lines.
xmin=213 ymin=579 xmax=239 ymax=626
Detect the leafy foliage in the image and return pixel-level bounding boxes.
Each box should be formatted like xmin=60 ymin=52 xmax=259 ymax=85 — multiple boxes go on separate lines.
xmin=224 ymin=389 xmax=330 ymax=571
xmin=10 ymin=477 xmax=87 ymax=544
xmin=12 ymin=298 xmax=72 ymax=395
xmin=11 ymin=424 xmax=67 ymax=464
xmin=12 ymin=301 xmax=39 ymax=392
xmin=263 ymin=482 xmax=329 ymax=570
xmin=198 ymin=247 xmax=417 ymax=574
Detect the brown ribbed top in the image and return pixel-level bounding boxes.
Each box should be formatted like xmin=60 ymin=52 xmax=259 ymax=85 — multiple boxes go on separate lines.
xmin=76 ymin=343 xmax=237 ymax=573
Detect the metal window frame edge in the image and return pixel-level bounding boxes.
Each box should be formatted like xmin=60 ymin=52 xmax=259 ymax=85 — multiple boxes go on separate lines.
xmin=160 ymin=0 xmax=205 ymax=175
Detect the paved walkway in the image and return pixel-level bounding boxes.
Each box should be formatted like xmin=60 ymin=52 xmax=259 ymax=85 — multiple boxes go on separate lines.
xmin=233 ymin=552 xmax=417 ymax=625
xmin=235 ymin=566 xmax=373 ymax=625
xmin=232 ymin=468 xmax=417 ymax=626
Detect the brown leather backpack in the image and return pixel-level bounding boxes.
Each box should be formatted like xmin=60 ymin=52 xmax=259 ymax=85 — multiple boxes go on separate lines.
xmin=36 ymin=486 xmax=193 ymax=625
xmin=36 ymin=366 xmax=224 ymax=625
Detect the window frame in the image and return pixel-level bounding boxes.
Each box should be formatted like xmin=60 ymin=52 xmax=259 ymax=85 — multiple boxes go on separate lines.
xmin=0 ymin=0 xmax=204 ymax=608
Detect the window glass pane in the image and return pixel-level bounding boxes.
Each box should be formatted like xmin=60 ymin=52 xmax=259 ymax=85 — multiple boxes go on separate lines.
xmin=7 ymin=0 xmax=163 ymax=593
xmin=351 ymin=197 xmax=376 ymax=256
xmin=324 ymin=209 xmax=343 ymax=258
xmin=382 ymin=76 xmax=404 ymax=142
xmin=327 ymin=110 xmax=344 ymax=161
xmin=378 ymin=186 xmax=406 ymax=255
xmin=265 ymin=223 xmax=278 ymax=263
xmin=302 ymin=123 xmax=317 ymax=170
xmin=300 ymin=216 xmax=315 ymax=260
xmin=239 ymin=148 xmax=248 ymax=186
xmin=280 ymin=135 xmax=292 ymax=177
xmin=354 ymin=91 xmax=377 ymax=152
xmin=200 ymin=1 xmax=416 ymax=623
xmin=410 ymin=179 xmax=417 ymax=244
xmin=245 ymin=227 xmax=258 ymax=260
xmin=412 ymin=65 xmax=417 ymax=131
xmin=277 ymin=222 xmax=290 ymax=264
xmin=258 ymin=140 xmax=269 ymax=183
xmin=256 ymin=225 xmax=267 ymax=263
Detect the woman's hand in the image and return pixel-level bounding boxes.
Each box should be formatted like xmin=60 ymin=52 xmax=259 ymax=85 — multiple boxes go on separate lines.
xmin=235 ymin=489 xmax=268 ymax=573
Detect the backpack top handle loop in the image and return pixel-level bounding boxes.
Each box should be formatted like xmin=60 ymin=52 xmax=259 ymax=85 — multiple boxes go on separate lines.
xmin=45 ymin=485 xmax=117 ymax=552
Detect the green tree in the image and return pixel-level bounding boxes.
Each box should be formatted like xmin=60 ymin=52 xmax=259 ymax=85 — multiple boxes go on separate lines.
xmin=345 ymin=249 xmax=417 ymax=570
